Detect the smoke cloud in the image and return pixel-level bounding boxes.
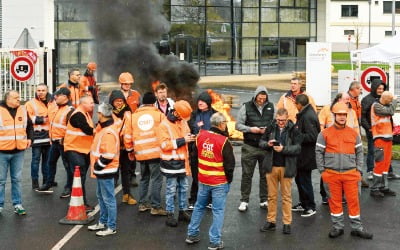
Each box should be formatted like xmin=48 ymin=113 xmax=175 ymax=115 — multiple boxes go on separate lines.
xmin=87 ymin=0 xmax=200 ymax=100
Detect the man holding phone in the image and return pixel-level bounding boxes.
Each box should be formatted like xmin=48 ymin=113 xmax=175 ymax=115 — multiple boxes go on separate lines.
xmin=259 ymin=108 xmax=302 ymax=234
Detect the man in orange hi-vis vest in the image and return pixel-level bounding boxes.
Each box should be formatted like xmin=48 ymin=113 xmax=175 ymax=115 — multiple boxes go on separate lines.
xmin=370 ymin=91 xmax=398 ymax=198
xmin=0 ymin=90 xmax=33 ymax=215
xmin=158 ymin=100 xmax=195 ymax=227
xmin=316 ymin=102 xmax=373 ymax=239
xmin=64 ymin=95 xmax=95 ymax=212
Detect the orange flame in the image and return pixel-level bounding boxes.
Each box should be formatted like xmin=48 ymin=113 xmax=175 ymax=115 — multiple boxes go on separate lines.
xmin=207 ymin=89 xmax=243 ymax=140
xmin=151 ymin=80 xmax=160 ymax=92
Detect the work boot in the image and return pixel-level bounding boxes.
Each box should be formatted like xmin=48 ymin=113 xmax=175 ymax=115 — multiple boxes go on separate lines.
xmin=370 ymin=174 xmax=384 ymax=198
xmin=379 ymin=188 xmax=396 ymax=196
xmin=122 ymin=194 xmax=137 ymax=205
xmin=166 ymin=213 xmax=178 ymax=227
xmin=370 ymin=190 xmax=384 ymax=198
xmin=32 ymin=179 xmax=39 ymax=189
xmin=351 ymin=229 xmax=373 ymax=239
xmin=328 ymin=228 xmax=344 ymax=238
xmin=178 ymin=210 xmax=191 ymax=222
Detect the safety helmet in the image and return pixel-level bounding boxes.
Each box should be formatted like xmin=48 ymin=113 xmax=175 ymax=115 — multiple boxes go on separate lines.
xmin=332 ymin=102 xmax=348 ymax=114
xmin=174 ymin=100 xmax=192 ymax=120
xmin=119 ymin=72 xmax=134 ymax=84
xmin=87 ymin=62 xmax=97 ymax=71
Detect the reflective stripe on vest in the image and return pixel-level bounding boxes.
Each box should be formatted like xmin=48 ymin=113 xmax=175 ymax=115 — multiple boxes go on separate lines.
xmin=64 ymin=107 xmax=94 ymax=153
xmin=28 ymin=98 xmax=49 ymax=131
xmin=0 ymin=105 xmax=29 ymax=150
xmin=371 ymin=103 xmax=392 ymax=139
xmin=159 ymin=120 xmax=183 ymax=160
xmin=91 ymin=125 xmax=119 ymax=175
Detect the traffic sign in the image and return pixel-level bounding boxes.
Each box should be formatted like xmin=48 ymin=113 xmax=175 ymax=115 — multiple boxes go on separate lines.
xmin=10 ymin=57 xmax=34 ymax=81
xmin=360 ymin=66 xmax=387 ymax=92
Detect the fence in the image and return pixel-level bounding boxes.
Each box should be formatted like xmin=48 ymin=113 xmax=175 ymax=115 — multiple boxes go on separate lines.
xmin=0 ymin=49 xmax=44 ymax=102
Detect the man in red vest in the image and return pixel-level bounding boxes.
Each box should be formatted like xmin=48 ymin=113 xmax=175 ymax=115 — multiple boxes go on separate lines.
xmin=186 ymin=112 xmax=235 ymax=250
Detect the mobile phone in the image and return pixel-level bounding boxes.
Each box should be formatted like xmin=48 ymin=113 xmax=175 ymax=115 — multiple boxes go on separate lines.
xmin=272 ymin=141 xmax=280 ymax=146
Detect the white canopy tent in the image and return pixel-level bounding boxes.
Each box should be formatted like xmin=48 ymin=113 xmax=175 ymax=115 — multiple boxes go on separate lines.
xmin=351 ymin=34 xmax=400 ymax=63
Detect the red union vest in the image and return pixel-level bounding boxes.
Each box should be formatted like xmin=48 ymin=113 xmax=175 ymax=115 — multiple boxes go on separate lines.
xmin=196 ymin=129 xmax=227 ymax=186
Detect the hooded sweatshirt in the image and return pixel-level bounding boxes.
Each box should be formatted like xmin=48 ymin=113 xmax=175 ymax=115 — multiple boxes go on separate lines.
xmin=189 ymin=91 xmax=216 ymax=135
xmin=109 ymin=90 xmax=131 ymax=119
xmin=236 ymin=86 xmax=274 ymax=147
xmin=361 ymin=79 xmax=387 ymax=133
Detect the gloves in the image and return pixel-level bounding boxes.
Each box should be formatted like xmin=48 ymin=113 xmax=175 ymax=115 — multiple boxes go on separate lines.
xmin=94 ymin=162 xmax=102 ymax=171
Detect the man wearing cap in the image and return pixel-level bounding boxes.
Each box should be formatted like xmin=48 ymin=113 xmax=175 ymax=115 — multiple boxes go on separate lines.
xmin=158 ymin=100 xmax=195 ymax=227
xmin=64 ymin=95 xmax=95 ymax=212
xmin=88 ymin=103 xmax=119 ymax=237
xmin=25 ymin=83 xmax=52 ymax=189
xmin=125 ymin=92 xmax=166 ymax=215
xmin=80 ymin=62 xmax=99 ymax=104
xmin=36 ymin=88 xmax=74 ymax=196
xmin=316 ymin=102 xmax=373 ymax=239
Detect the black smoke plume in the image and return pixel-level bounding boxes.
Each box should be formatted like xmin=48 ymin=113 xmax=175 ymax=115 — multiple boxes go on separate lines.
xmin=87 ymin=0 xmax=199 ymax=100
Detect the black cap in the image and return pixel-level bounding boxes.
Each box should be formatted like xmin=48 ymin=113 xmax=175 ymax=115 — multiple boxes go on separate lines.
xmin=142 ymin=92 xmax=157 ymax=105
xmin=54 ymin=87 xmax=71 ymax=97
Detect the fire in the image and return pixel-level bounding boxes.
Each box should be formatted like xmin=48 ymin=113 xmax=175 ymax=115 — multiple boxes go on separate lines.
xmin=207 ymin=89 xmax=243 ymax=140
xmin=151 ymin=80 xmax=160 ymax=92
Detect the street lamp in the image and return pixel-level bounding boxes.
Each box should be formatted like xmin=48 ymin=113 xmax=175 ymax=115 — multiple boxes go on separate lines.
xmin=368 ymin=0 xmax=371 ymax=46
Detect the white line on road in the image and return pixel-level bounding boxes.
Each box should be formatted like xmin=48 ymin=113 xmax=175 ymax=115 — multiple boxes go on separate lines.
xmin=51 ymin=185 xmax=122 ymax=250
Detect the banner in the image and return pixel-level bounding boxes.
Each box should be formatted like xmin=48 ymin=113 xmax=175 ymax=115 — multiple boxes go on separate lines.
xmin=306 ymin=42 xmax=332 ymax=106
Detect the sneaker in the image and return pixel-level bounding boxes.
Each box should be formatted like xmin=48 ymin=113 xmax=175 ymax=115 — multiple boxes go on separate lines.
xmin=36 ymin=184 xmax=54 ymax=194
xmin=14 ymin=205 xmax=26 ymax=215
xmin=138 ymin=203 xmax=152 ymax=212
xmin=367 ymin=171 xmax=373 ymax=180
xmin=185 ymin=235 xmax=200 ymax=244
xmin=283 ymin=224 xmax=291 ymax=234
xmin=166 ymin=212 xmax=178 ymax=227
xmin=208 ymin=241 xmax=224 ymax=250
xmin=329 ymin=228 xmax=344 ymax=238
xmin=260 ymin=201 xmax=268 ymax=209
xmin=88 ymin=222 xmax=106 ymax=231
xmin=178 ymin=210 xmax=191 ymax=222
xmin=350 ymin=229 xmax=373 ymax=239
xmin=59 ymin=188 xmax=71 ymax=198
xmin=291 ymin=203 xmax=305 ymax=212
xmin=260 ymin=221 xmax=276 ymax=232
xmin=188 ymin=203 xmax=195 ymax=211
xmin=238 ymin=202 xmax=248 ymax=212
xmin=387 ymin=172 xmax=400 ymax=179
xmin=96 ymin=228 xmax=116 ymax=237
xmin=85 ymin=204 xmax=95 ymax=213
xmin=151 ymin=207 xmax=167 ymax=216
xmin=301 ymin=209 xmax=316 ymax=217
xmin=206 ymin=203 xmax=213 ymax=209
xmin=322 ymin=197 xmax=328 ymax=205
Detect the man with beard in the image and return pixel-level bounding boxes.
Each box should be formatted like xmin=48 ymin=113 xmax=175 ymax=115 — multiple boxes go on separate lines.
xmin=154 ymin=82 xmax=175 ymax=115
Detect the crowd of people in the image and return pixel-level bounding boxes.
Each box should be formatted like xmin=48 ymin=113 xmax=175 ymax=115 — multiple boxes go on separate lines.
xmin=0 ymin=62 xmax=399 ymax=248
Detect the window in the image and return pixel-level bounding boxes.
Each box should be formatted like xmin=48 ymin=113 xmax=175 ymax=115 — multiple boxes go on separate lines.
xmin=344 ymin=30 xmax=355 ymax=35
xmin=383 ymin=1 xmax=400 ymax=14
xmin=385 ymin=30 xmax=397 ymax=36
xmin=341 ymin=5 xmax=358 ymax=17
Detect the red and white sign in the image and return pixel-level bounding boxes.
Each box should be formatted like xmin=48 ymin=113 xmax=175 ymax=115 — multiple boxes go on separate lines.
xmin=10 ymin=57 xmax=34 ymax=81
xmin=360 ymin=66 xmax=387 ymax=92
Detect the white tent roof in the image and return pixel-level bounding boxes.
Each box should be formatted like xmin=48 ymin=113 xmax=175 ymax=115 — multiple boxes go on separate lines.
xmin=351 ymin=35 xmax=400 ymax=63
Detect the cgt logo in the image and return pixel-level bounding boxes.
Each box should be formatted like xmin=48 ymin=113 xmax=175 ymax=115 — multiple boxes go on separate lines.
xmin=137 ymin=114 xmax=154 ymax=131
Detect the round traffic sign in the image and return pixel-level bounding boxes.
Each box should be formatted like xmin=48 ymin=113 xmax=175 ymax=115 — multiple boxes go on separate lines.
xmin=10 ymin=57 xmax=34 ymax=81
xmin=360 ymin=66 xmax=387 ymax=92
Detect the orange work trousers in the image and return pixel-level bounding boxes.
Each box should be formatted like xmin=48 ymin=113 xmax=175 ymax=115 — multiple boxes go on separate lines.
xmin=321 ymin=169 xmax=361 ymax=217
xmin=373 ymin=138 xmax=392 ymax=175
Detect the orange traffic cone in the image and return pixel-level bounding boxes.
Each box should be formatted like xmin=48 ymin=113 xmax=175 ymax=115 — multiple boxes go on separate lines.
xmin=59 ymin=166 xmax=94 ymax=225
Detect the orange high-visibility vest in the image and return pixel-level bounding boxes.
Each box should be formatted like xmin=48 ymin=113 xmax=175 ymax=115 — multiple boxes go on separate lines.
xmin=58 ymin=82 xmax=82 ymax=108
xmin=131 ymin=106 xmax=164 ymax=161
xmin=49 ymin=103 xmax=74 ymax=141
xmin=90 ymin=124 xmax=120 ymax=177
xmin=25 ymin=97 xmax=50 ymax=144
xmin=371 ymin=102 xmax=393 ymax=140
xmin=64 ymin=107 xmax=94 ymax=154
xmin=125 ymin=89 xmax=141 ymax=112
xmin=0 ymin=105 xmax=29 ymax=150
xmin=197 ymin=129 xmax=228 ymax=186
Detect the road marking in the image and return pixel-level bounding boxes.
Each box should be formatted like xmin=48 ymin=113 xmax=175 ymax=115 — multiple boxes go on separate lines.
xmin=51 ymin=184 xmax=122 ymax=250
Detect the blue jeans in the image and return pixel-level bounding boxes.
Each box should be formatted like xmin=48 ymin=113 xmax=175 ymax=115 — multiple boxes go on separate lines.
xmin=139 ymin=159 xmax=162 ymax=208
xmin=97 ymin=178 xmax=117 ymax=230
xmin=0 ymin=151 xmax=25 ymax=207
xmin=165 ymin=175 xmax=188 ymax=213
xmin=188 ymin=183 xmax=230 ymax=245
xmin=47 ymin=141 xmax=72 ymax=188
xmin=31 ymin=145 xmax=50 ymax=181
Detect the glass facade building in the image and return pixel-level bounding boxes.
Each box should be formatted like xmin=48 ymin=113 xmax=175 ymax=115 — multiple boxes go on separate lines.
xmin=54 ymin=0 xmax=317 ymax=81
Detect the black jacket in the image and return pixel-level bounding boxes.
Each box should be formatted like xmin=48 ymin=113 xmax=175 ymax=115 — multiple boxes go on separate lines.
xmin=259 ymin=120 xmax=302 ymax=178
xmin=295 ymin=104 xmax=320 ymax=170
xmin=361 ymin=80 xmax=387 ymax=135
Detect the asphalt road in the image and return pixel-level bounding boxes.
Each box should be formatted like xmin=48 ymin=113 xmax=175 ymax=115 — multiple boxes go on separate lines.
xmin=0 ymin=87 xmax=399 ymax=250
